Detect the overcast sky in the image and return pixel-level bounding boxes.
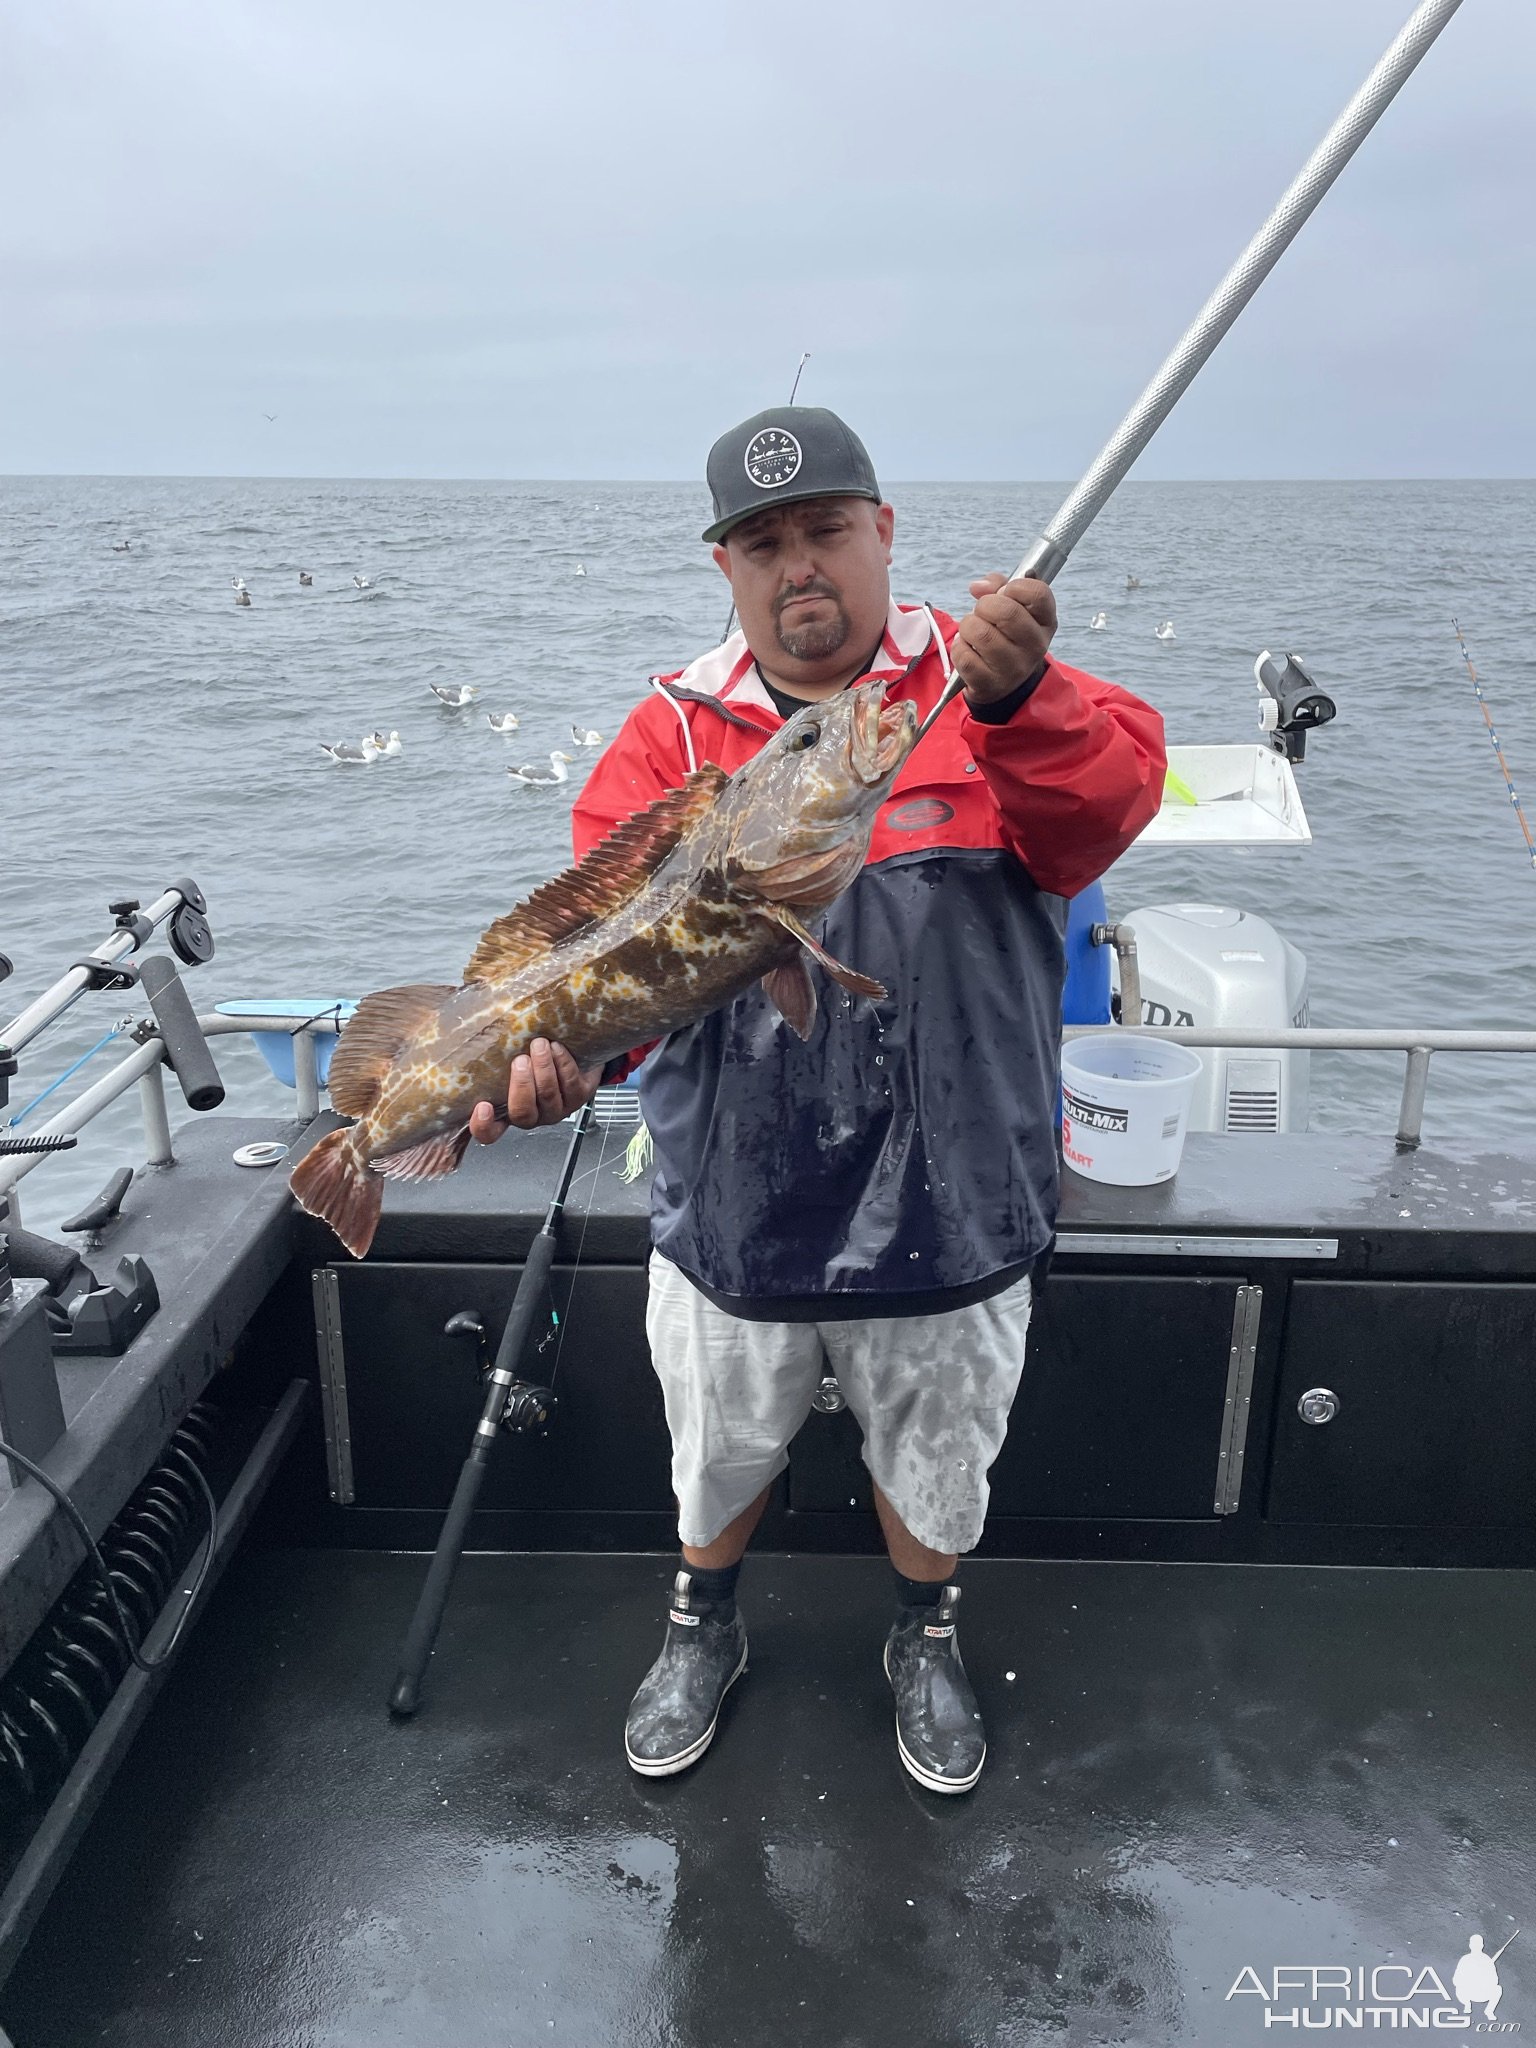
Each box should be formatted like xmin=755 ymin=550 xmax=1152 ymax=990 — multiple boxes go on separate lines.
xmin=5 ymin=0 xmax=1531 ymax=480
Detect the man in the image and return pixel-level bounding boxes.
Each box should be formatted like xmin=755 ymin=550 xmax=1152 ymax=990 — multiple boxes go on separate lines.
xmin=471 ymin=406 xmax=1165 ymax=1792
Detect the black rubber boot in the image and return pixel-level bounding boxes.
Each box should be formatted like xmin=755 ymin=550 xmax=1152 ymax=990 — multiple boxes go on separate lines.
xmin=624 ymin=1569 xmax=748 ymax=1778
xmin=883 ymin=1583 xmax=985 ymax=1794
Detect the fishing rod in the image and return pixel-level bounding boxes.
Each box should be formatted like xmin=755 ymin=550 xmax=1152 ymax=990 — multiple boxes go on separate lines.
xmin=917 ymin=0 xmax=1467 ymax=742
xmin=388 ymin=1098 xmax=594 ymax=1718
xmin=1452 ymin=619 xmax=1536 ymax=869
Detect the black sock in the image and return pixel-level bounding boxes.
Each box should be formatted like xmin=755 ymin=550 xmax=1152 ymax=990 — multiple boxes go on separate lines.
xmin=680 ymin=1559 xmax=740 ymax=1619
xmin=894 ymin=1568 xmax=946 ymax=1611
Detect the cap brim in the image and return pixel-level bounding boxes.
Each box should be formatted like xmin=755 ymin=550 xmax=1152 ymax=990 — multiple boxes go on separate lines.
xmin=702 ymin=484 xmax=882 ymax=545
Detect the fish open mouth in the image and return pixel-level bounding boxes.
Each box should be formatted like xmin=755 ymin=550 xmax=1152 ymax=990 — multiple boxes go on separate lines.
xmin=852 ymin=681 xmax=920 ymax=785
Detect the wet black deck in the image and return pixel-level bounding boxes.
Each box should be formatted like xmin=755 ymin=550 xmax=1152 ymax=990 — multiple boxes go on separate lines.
xmin=7 ymin=1551 xmax=1533 ymax=2047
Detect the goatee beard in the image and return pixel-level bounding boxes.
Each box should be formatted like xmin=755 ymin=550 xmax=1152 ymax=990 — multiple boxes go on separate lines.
xmin=776 ymin=603 xmax=851 ymax=663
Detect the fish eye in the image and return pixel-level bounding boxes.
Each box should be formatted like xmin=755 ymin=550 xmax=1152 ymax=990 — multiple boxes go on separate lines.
xmin=790 ymin=723 xmax=820 ymax=752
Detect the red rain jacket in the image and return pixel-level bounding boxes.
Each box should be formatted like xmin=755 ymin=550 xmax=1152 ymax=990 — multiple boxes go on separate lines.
xmin=571 ymin=602 xmax=1165 ymax=1316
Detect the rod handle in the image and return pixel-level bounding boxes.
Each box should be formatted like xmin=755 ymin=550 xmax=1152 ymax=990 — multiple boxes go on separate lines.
xmin=388 ymin=1450 xmax=491 ymax=1716
xmin=138 ymin=955 xmax=225 ymax=1112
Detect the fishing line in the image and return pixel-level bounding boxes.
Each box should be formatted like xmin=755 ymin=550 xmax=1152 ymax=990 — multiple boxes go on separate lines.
xmin=720 ymin=351 xmax=814 ymax=645
xmin=1 ymin=1020 xmax=134 ymax=1131
xmin=541 ymin=1105 xmax=618 ymax=1392
xmin=1452 ymin=618 xmax=1536 ymax=869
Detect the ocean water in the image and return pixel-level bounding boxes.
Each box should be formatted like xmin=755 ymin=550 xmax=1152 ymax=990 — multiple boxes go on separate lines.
xmin=3 ymin=476 xmax=1534 ymax=1233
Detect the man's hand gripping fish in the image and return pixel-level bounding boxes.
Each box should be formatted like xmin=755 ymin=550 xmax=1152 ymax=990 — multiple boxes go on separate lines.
xmin=291 ymin=679 xmax=919 ymax=1257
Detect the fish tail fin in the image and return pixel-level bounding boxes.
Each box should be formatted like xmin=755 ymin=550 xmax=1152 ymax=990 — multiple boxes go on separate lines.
xmin=289 ymin=1127 xmax=383 ymax=1259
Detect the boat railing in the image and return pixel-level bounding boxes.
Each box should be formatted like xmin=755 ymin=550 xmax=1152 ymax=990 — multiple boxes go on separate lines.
xmin=0 ymin=1012 xmax=343 ymax=1212
xmin=1065 ymin=1023 xmax=1536 ymax=1150
xmin=5 ymin=1015 xmax=1536 ymax=1214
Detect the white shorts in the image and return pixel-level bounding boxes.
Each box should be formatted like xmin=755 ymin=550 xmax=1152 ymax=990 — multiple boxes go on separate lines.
xmin=644 ymin=1252 xmax=1034 ymax=1556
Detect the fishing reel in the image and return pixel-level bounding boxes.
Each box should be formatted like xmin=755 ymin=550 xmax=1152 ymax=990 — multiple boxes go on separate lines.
xmin=1254 ymin=651 xmax=1336 ymax=763
xmin=443 ymin=1311 xmax=558 ymax=1436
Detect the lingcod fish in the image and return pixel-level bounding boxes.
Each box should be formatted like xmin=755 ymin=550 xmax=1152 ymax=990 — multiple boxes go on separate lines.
xmin=290 ymin=678 xmax=918 ymax=1257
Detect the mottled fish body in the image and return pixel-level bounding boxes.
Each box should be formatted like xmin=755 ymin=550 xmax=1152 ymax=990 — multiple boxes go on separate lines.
xmin=291 ymin=680 xmax=917 ymax=1256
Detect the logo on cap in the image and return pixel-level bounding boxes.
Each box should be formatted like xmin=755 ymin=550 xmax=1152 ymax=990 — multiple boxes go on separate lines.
xmin=744 ymin=427 xmax=802 ymax=491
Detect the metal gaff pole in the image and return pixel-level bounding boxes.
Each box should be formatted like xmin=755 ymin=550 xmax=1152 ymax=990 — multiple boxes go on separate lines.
xmin=388 ymin=1099 xmax=595 ymax=1718
xmin=916 ymin=0 xmax=1465 ymax=742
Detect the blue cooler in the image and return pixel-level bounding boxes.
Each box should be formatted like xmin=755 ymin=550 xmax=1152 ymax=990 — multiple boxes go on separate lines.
xmin=1062 ymin=882 xmax=1111 ymax=1026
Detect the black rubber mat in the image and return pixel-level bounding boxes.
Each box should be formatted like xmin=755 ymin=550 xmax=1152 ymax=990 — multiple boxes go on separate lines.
xmin=6 ymin=1550 xmax=1533 ymax=2047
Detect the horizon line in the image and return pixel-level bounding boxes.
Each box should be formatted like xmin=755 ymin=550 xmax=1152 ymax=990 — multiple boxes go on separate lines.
xmin=2 ymin=472 xmax=1530 ymax=487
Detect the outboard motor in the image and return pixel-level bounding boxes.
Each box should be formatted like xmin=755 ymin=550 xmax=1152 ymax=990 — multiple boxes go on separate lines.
xmin=1117 ymin=903 xmax=1309 ymax=1133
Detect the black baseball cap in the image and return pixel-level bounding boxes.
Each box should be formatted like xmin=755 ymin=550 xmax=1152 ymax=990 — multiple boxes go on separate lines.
xmin=702 ymin=405 xmax=882 ymax=543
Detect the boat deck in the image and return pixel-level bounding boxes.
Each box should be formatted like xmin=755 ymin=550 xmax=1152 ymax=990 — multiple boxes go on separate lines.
xmin=7 ymin=1548 xmax=1532 ymax=2046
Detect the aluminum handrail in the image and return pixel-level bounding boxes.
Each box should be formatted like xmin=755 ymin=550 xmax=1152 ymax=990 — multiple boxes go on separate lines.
xmin=3 ymin=1013 xmax=1535 ymax=1204
xmin=1066 ymin=1023 xmax=1536 ymax=1151
xmin=0 ymin=1012 xmax=346 ymax=1203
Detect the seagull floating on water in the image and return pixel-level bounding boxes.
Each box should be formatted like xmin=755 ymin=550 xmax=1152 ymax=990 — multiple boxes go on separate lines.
xmin=570 ymin=725 xmax=603 ymax=748
xmin=368 ymin=729 xmax=403 ymax=758
xmin=235 ymin=588 xmax=252 ymax=608
xmin=430 ymin=682 xmax=480 ymax=708
xmin=508 ymin=751 xmax=574 ymax=786
xmin=112 ymin=541 xmax=131 ymax=553
xmin=299 ymin=570 xmax=313 ymax=586
xmin=1125 ymin=575 xmax=1141 ymax=591
xmin=573 ymin=563 xmax=587 ymax=577
xmin=1088 ymin=611 xmax=1108 ymax=632
xmin=353 ymin=574 xmax=371 ymax=590
xmin=487 ymin=711 xmax=520 ymax=733
xmin=1154 ymin=620 xmax=1176 ymax=642
xmin=232 ymin=577 xmax=247 ymax=591
xmin=319 ymin=736 xmax=382 ymax=765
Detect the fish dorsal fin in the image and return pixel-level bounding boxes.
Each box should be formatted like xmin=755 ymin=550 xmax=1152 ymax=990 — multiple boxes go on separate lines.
xmin=462 ymin=764 xmax=730 ymax=984
xmin=326 ymin=982 xmax=456 ymax=1119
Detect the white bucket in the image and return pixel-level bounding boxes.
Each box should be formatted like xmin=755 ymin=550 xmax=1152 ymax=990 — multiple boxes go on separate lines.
xmin=1060 ymin=1036 xmax=1204 ymax=1186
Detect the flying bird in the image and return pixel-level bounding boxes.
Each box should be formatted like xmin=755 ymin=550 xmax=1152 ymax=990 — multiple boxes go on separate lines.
xmin=508 ymin=751 xmax=574 ymax=786
xmin=487 ymin=711 xmax=520 ymax=733
xmin=430 ymin=683 xmax=480 ymax=708
xmin=263 ymin=413 xmax=277 ymax=423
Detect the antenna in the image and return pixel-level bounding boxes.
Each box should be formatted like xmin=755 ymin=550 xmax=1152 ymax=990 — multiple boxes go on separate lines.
xmin=719 ymin=352 xmax=814 ymax=641
xmin=1453 ymin=620 xmax=1536 ymax=869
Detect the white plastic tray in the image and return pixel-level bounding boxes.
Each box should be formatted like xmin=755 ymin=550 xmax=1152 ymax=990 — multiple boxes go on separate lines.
xmin=1136 ymin=744 xmax=1312 ymax=847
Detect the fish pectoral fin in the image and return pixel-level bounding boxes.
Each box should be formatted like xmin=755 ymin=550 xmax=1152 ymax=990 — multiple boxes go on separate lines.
xmin=326 ymin=983 xmax=458 ymax=1119
xmin=770 ymin=908 xmax=888 ymax=1001
xmin=762 ymin=959 xmax=818 ymax=1041
xmin=375 ymin=1126 xmax=473 ymax=1184
xmin=463 ymin=764 xmax=731 ymax=983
